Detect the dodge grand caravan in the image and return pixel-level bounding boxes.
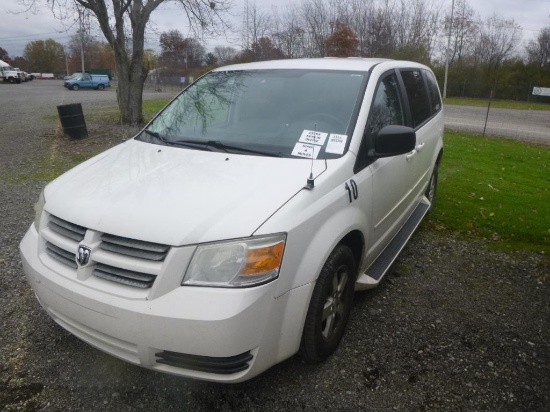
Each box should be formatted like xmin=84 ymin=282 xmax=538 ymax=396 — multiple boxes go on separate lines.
xmin=20 ymin=58 xmax=444 ymax=382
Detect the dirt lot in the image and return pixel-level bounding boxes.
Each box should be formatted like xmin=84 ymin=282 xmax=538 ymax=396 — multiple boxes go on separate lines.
xmin=0 ymin=82 xmax=549 ymax=411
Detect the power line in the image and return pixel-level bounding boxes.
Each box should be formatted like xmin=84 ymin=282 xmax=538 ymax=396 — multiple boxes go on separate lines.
xmin=0 ymin=31 xmax=67 ymax=41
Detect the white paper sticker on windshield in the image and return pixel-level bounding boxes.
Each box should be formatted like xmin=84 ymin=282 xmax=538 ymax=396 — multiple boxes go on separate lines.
xmin=299 ymin=130 xmax=328 ymax=146
xmin=325 ymin=134 xmax=348 ymax=154
xmin=292 ymin=143 xmax=321 ymax=159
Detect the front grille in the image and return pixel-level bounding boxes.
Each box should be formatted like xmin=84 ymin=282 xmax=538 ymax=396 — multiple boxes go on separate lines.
xmin=48 ymin=215 xmax=86 ymax=242
xmin=155 ymin=350 xmax=253 ymax=374
xmin=44 ymin=214 xmax=170 ymax=289
xmin=46 ymin=242 xmax=77 ymax=269
xmin=93 ymin=263 xmax=156 ymax=289
xmin=100 ymin=234 xmax=169 ymax=261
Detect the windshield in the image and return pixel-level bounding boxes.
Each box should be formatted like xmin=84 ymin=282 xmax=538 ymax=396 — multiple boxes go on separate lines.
xmin=138 ymin=69 xmax=368 ymax=159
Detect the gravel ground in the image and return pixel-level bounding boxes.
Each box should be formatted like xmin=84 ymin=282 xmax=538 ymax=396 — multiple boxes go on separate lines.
xmin=1 ymin=82 xmax=549 ymax=411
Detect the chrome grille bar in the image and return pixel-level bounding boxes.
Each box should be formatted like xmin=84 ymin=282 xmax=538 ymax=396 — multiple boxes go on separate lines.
xmin=48 ymin=215 xmax=86 ymax=242
xmin=46 ymin=242 xmax=77 ymax=269
xmin=100 ymin=234 xmax=169 ymax=261
xmin=93 ymin=263 xmax=156 ymax=288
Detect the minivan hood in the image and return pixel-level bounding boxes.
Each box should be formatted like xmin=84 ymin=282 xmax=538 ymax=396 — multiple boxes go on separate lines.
xmin=45 ymin=140 xmax=326 ymax=246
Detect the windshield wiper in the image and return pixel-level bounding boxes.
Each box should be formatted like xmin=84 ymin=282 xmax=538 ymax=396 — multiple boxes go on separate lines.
xmin=142 ymin=133 xmax=284 ymax=157
xmin=142 ymin=132 xmax=215 ymax=151
xmin=143 ymin=130 xmax=171 ymax=145
xmin=200 ymin=140 xmax=284 ymax=157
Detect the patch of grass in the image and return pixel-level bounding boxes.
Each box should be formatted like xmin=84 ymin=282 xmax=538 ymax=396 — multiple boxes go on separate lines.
xmin=143 ymin=99 xmax=170 ymax=121
xmin=427 ymin=131 xmax=549 ymax=253
xmin=445 ymin=97 xmax=550 ymax=111
xmin=1 ymin=154 xmax=91 ymax=183
xmin=82 ymin=99 xmax=171 ymax=124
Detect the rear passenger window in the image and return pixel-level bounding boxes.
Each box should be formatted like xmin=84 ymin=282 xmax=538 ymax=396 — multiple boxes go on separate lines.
xmin=424 ymin=70 xmax=442 ymax=114
xmin=400 ymin=70 xmax=430 ymax=128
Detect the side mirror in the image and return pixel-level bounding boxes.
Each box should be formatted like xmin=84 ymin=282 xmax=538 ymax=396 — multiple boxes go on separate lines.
xmin=371 ymin=125 xmax=416 ymax=157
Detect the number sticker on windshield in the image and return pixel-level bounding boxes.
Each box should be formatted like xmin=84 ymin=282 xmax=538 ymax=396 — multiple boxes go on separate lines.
xmin=326 ymin=134 xmax=348 ymax=154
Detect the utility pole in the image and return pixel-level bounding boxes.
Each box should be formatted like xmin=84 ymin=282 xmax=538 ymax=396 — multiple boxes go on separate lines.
xmin=443 ymin=0 xmax=455 ymax=99
xmin=77 ymin=7 xmax=87 ymax=74
xmin=80 ymin=32 xmax=85 ymax=73
xmin=64 ymin=48 xmax=69 ymax=76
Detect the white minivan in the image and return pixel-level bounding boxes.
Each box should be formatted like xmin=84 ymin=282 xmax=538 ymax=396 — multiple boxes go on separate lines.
xmin=21 ymin=58 xmax=444 ymax=382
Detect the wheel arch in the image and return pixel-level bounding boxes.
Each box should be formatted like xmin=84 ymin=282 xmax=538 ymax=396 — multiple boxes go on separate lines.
xmin=272 ymin=226 xmax=366 ymax=363
xmin=338 ymin=230 xmax=364 ymax=280
xmin=273 ymin=205 xmax=368 ymax=297
xmin=436 ymin=148 xmax=443 ymax=166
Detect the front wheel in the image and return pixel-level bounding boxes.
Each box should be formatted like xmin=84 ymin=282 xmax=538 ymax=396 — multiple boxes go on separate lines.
xmin=426 ymin=163 xmax=439 ymax=212
xmin=300 ymin=244 xmax=356 ymax=362
xmin=72 ymin=84 xmax=79 ymax=91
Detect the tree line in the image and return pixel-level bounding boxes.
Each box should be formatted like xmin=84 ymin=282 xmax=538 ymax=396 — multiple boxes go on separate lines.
xmin=1 ymin=0 xmax=548 ymax=110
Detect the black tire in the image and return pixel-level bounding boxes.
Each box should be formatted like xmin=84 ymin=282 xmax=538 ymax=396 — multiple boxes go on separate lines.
xmin=426 ymin=163 xmax=439 ymax=212
xmin=72 ymin=84 xmax=79 ymax=91
xmin=300 ymin=244 xmax=356 ymax=362
xmin=97 ymin=84 xmax=105 ymax=90
xmin=8 ymin=77 xmax=15 ymax=84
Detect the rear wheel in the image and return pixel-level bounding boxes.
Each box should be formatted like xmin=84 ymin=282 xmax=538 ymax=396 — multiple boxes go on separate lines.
xmin=97 ymin=84 xmax=105 ymax=90
xmin=72 ymin=84 xmax=79 ymax=91
xmin=300 ymin=244 xmax=356 ymax=362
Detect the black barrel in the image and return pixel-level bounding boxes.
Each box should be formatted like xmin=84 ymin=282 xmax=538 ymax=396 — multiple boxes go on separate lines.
xmin=57 ymin=103 xmax=88 ymax=139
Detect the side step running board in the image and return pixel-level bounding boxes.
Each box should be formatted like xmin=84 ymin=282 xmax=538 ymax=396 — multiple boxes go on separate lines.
xmin=356 ymin=199 xmax=430 ymax=291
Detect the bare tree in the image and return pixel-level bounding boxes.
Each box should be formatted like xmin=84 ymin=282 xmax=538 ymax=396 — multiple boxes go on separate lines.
xmin=444 ymin=0 xmax=479 ymax=64
xmin=213 ymin=46 xmax=237 ymax=64
xmin=18 ymin=0 xmax=229 ymax=125
xmin=364 ymin=0 xmax=395 ymax=56
xmin=474 ymin=14 xmax=522 ymax=71
xmin=526 ymin=25 xmax=550 ymax=67
xmin=242 ymin=1 xmax=272 ymax=50
xmin=300 ymin=0 xmax=337 ymax=57
xmin=271 ymin=6 xmax=306 ymax=58
xmin=348 ymin=0 xmax=373 ymax=56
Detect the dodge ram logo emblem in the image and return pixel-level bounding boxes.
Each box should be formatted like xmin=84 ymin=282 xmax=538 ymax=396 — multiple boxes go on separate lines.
xmin=76 ymin=246 xmax=92 ymax=266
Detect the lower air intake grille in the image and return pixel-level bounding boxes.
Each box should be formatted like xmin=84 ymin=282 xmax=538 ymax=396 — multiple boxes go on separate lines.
xmin=93 ymin=263 xmax=156 ymax=288
xmin=155 ymin=350 xmax=253 ymax=374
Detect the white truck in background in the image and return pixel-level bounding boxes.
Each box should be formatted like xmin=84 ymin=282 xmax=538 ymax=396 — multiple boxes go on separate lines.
xmin=0 ymin=59 xmax=22 ymax=84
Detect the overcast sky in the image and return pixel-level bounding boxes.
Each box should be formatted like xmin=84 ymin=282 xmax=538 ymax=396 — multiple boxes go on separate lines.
xmin=1 ymin=0 xmax=549 ymax=58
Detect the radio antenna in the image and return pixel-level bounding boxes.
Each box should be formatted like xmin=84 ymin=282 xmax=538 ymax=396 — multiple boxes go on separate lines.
xmin=305 ymin=124 xmax=317 ymax=190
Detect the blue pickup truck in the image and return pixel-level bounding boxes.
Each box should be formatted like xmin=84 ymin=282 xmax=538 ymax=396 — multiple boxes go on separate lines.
xmin=64 ymin=73 xmax=111 ymax=91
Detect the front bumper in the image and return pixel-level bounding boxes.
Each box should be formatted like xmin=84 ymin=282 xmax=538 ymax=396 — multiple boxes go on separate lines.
xmin=20 ymin=225 xmax=309 ymax=382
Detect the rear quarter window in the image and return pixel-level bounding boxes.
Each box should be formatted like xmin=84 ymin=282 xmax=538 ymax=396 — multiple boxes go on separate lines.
xmin=424 ymin=70 xmax=442 ymax=114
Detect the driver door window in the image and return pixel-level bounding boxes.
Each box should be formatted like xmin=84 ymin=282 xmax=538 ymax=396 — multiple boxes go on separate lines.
xmin=356 ymin=72 xmax=405 ymax=171
xmin=365 ymin=73 xmax=406 ymax=140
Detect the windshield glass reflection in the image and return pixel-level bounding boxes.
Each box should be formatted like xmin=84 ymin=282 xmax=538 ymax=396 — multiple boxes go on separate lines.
xmin=139 ymin=69 xmax=367 ymax=159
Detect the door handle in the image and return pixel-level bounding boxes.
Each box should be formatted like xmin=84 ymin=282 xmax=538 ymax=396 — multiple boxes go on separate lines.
xmin=416 ymin=142 xmax=425 ymax=152
xmin=406 ymin=150 xmax=416 ymax=161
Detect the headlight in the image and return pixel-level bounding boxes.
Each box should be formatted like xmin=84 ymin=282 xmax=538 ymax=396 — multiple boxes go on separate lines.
xmin=183 ymin=234 xmax=286 ymax=288
xmin=33 ymin=189 xmax=46 ymax=231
